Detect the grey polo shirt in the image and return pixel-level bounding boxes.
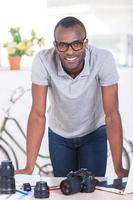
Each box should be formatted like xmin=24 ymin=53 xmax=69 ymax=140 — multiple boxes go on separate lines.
xmin=31 ymin=45 xmax=119 ymax=138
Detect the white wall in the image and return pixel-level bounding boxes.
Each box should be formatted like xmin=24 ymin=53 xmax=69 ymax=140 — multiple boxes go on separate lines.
xmin=0 ymin=0 xmax=133 ymax=67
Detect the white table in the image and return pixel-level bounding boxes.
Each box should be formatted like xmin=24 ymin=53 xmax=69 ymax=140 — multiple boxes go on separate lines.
xmin=0 ymin=175 xmax=133 ymax=200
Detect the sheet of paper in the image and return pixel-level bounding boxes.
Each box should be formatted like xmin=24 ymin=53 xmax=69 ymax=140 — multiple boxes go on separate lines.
xmin=0 ymin=192 xmax=32 ymax=200
xmin=96 ymin=177 xmax=128 ymax=195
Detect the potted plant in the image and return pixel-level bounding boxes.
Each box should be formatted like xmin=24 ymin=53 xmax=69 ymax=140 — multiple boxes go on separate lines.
xmin=3 ymin=27 xmax=45 ymax=70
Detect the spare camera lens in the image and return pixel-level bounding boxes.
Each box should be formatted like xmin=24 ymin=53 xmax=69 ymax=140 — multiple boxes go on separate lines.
xmin=0 ymin=160 xmax=16 ymax=194
xmin=34 ymin=181 xmax=49 ymax=198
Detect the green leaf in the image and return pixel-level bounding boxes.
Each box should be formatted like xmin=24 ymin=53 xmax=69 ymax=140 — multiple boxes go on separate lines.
xmin=9 ymin=27 xmax=22 ymax=43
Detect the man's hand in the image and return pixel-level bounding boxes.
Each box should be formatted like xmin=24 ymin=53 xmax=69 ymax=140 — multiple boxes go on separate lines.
xmin=15 ymin=167 xmax=33 ymax=175
xmin=116 ymin=168 xmax=129 ymax=178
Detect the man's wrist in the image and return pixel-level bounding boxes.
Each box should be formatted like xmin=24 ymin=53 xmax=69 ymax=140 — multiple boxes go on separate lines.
xmin=25 ymin=165 xmax=34 ymax=173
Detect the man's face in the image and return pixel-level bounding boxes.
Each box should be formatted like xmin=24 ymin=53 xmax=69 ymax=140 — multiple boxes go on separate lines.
xmin=54 ymin=25 xmax=88 ymax=73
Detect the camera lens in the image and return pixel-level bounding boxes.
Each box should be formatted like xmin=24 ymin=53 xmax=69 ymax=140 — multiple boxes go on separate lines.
xmin=0 ymin=160 xmax=16 ymax=194
xmin=60 ymin=176 xmax=81 ymax=195
xmin=0 ymin=160 xmax=14 ymax=177
xmin=34 ymin=181 xmax=49 ymax=198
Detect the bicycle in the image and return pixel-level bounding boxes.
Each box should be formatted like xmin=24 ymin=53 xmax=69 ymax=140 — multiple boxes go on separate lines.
xmin=0 ymin=86 xmax=53 ymax=176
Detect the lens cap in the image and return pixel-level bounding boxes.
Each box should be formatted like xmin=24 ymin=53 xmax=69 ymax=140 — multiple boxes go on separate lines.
xmin=23 ymin=183 xmax=32 ymax=191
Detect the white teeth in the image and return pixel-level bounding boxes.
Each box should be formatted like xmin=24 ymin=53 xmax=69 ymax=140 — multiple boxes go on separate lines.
xmin=66 ymin=57 xmax=76 ymax=61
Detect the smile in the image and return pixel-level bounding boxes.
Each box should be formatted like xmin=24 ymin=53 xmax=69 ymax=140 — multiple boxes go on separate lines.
xmin=65 ymin=57 xmax=77 ymax=61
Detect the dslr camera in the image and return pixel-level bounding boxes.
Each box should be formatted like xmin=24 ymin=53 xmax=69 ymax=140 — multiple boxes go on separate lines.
xmin=60 ymin=168 xmax=98 ymax=195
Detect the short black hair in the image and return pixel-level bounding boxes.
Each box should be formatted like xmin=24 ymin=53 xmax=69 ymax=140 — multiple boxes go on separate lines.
xmin=54 ymin=16 xmax=87 ymax=39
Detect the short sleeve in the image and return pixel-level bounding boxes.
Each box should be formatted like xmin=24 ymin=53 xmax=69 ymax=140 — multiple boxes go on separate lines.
xmin=98 ymin=51 xmax=119 ymax=86
xmin=31 ymin=51 xmax=50 ymax=86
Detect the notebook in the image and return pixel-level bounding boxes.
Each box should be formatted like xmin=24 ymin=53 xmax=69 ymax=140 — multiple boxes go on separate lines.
xmin=96 ymin=162 xmax=133 ymax=194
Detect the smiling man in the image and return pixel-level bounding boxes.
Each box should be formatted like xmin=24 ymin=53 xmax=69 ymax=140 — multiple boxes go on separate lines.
xmin=16 ymin=16 xmax=128 ymax=178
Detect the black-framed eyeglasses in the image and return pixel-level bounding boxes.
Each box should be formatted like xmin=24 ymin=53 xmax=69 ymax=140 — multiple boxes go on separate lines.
xmin=54 ymin=37 xmax=86 ymax=52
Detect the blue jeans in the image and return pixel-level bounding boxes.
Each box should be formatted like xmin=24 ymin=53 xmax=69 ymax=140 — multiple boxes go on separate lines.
xmin=48 ymin=125 xmax=107 ymax=177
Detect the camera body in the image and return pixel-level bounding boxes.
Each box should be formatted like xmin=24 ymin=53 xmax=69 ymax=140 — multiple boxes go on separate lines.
xmin=60 ymin=168 xmax=98 ymax=195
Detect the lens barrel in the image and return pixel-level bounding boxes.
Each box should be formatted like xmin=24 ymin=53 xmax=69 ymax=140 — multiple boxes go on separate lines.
xmin=60 ymin=176 xmax=81 ymax=195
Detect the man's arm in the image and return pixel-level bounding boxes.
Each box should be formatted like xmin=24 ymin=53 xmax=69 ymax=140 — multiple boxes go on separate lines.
xmin=16 ymin=83 xmax=48 ymax=174
xmin=101 ymin=83 xmax=129 ymax=178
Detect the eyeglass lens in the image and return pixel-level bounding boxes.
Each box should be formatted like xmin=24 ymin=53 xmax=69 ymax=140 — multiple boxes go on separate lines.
xmin=55 ymin=38 xmax=86 ymax=52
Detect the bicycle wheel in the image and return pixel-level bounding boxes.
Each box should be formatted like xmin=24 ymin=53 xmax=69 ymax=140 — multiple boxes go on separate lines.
xmin=0 ymin=145 xmax=10 ymax=160
xmin=36 ymin=163 xmax=53 ymax=176
xmin=106 ymin=140 xmax=131 ymax=177
xmin=0 ymin=137 xmax=18 ymax=169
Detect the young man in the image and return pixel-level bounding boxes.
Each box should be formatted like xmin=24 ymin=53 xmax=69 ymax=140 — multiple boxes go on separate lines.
xmin=16 ymin=16 xmax=128 ymax=177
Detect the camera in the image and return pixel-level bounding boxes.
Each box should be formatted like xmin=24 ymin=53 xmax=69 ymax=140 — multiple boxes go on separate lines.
xmin=60 ymin=168 xmax=98 ymax=195
xmin=0 ymin=160 xmax=16 ymax=194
